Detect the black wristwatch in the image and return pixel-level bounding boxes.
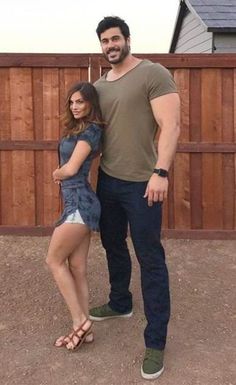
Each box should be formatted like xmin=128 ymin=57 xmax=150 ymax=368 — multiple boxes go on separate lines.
xmin=153 ymin=168 xmax=168 ymax=177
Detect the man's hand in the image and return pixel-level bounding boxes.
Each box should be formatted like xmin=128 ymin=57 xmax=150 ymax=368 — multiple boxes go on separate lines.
xmin=143 ymin=174 xmax=168 ymax=206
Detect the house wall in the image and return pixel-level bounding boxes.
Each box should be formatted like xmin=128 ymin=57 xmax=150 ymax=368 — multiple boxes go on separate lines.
xmin=214 ymin=33 xmax=236 ymax=53
xmin=175 ymin=10 xmax=212 ymax=53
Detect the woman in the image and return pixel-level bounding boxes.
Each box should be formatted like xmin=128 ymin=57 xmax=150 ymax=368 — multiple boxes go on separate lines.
xmin=46 ymin=81 xmax=104 ymax=351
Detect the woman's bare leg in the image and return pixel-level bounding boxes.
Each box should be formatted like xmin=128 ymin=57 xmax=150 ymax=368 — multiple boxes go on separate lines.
xmin=46 ymin=223 xmax=91 ymax=334
xmin=68 ymin=232 xmax=91 ymax=319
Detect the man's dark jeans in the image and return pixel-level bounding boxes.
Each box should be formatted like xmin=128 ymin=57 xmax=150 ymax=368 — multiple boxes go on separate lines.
xmin=97 ymin=168 xmax=170 ymax=350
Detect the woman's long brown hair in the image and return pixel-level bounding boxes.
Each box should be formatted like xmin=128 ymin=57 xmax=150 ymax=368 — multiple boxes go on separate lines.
xmin=61 ymin=82 xmax=105 ymax=137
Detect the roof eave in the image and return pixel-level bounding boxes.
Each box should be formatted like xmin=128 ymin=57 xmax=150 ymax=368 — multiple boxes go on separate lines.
xmin=207 ymin=27 xmax=236 ymax=33
xmin=169 ymin=1 xmax=188 ymax=53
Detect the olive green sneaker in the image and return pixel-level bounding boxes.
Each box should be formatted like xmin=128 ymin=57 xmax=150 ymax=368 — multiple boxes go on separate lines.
xmin=89 ymin=304 xmax=133 ymax=321
xmin=141 ymin=348 xmax=164 ymax=380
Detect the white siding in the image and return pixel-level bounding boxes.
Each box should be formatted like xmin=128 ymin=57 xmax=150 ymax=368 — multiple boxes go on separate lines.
xmin=214 ymin=33 xmax=236 ymax=52
xmin=175 ymin=11 xmax=213 ymax=53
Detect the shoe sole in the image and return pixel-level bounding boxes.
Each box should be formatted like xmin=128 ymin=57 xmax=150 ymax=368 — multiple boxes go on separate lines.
xmin=89 ymin=311 xmax=133 ymax=321
xmin=141 ymin=366 xmax=164 ymax=380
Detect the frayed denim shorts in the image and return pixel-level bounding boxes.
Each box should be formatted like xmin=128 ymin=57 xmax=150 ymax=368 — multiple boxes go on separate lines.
xmin=64 ymin=209 xmax=85 ymax=225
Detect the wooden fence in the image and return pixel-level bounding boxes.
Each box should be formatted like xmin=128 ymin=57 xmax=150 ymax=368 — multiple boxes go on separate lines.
xmin=0 ymin=53 xmax=235 ymax=239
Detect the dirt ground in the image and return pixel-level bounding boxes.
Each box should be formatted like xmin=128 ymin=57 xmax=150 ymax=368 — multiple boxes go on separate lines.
xmin=0 ymin=235 xmax=235 ymax=385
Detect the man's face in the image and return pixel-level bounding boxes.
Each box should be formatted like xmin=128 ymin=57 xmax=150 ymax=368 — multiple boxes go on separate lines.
xmin=100 ymin=27 xmax=130 ymax=64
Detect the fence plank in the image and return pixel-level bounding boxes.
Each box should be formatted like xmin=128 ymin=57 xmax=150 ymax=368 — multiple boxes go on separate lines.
xmin=12 ymin=151 xmax=35 ymax=225
xmin=32 ymin=68 xmax=44 ymax=225
xmin=222 ymin=69 xmax=235 ymax=229
xmin=189 ymin=69 xmax=202 ymax=229
xmin=0 ymin=69 xmax=11 ymax=224
xmin=234 ymin=69 xmax=236 ymax=230
xmin=173 ymin=69 xmax=191 ymax=229
xmin=9 ymin=69 xmax=35 ymax=225
xmin=42 ymin=151 xmax=59 ymax=226
xmin=0 ymin=69 xmax=11 ymax=140
xmin=201 ymin=69 xmax=223 ymax=229
xmin=41 ymin=69 xmax=60 ymax=225
xmin=1 ymin=152 xmax=14 ymax=225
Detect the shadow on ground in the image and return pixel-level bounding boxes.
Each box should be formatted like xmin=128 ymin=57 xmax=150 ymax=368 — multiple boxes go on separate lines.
xmin=0 ymin=235 xmax=235 ymax=385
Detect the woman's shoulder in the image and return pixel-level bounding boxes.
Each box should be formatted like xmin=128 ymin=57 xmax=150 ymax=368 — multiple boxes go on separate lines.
xmin=87 ymin=122 xmax=103 ymax=130
xmin=75 ymin=123 xmax=102 ymax=150
xmin=82 ymin=123 xmax=103 ymax=136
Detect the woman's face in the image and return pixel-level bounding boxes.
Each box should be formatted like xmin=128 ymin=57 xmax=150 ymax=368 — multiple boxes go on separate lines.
xmin=69 ymin=91 xmax=91 ymax=119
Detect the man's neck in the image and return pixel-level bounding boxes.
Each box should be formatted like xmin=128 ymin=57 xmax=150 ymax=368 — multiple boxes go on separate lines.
xmin=107 ymin=55 xmax=142 ymax=81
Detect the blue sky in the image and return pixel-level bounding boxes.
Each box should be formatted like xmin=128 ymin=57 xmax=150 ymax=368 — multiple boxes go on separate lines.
xmin=0 ymin=0 xmax=179 ymax=53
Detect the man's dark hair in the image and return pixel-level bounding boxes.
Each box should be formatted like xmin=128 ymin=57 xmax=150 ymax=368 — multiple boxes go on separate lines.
xmin=96 ymin=16 xmax=130 ymax=40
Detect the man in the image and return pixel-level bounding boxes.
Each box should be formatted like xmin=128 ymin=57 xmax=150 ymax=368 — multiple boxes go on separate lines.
xmin=90 ymin=16 xmax=180 ymax=380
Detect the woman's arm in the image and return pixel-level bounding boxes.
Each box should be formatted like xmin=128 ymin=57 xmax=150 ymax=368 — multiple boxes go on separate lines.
xmin=144 ymin=92 xmax=180 ymax=205
xmin=53 ymin=140 xmax=91 ymax=183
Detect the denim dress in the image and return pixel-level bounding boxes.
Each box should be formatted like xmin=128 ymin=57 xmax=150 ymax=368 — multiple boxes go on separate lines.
xmin=55 ymin=123 xmax=102 ymax=231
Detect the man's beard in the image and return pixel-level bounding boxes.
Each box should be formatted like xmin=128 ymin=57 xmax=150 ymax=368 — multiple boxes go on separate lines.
xmin=104 ymin=43 xmax=130 ymax=64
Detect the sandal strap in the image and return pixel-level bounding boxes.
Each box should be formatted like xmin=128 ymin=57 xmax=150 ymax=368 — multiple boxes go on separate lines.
xmin=54 ymin=335 xmax=70 ymax=347
xmin=69 ymin=319 xmax=92 ymax=347
xmin=72 ymin=319 xmax=91 ymax=337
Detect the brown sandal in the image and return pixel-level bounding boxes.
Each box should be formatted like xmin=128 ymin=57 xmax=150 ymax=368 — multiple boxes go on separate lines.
xmin=54 ymin=329 xmax=94 ymax=348
xmin=66 ymin=319 xmax=93 ymax=352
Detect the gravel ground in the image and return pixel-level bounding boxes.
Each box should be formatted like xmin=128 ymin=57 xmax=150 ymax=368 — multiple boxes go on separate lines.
xmin=0 ymin=235 xmax=235 ymax=385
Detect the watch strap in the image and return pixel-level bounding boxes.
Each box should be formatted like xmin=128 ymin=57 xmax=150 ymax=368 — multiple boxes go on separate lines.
xmin=153 ymin=168 xmax=168 ymax=177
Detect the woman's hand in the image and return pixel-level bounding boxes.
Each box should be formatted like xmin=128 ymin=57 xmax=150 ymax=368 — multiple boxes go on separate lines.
xmin=52 ymin=167 xmax=61 ymax=184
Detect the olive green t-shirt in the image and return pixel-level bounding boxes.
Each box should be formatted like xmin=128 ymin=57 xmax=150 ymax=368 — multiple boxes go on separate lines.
xmin=94 ymin=59 xmax=177 ymax=181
